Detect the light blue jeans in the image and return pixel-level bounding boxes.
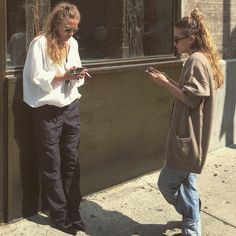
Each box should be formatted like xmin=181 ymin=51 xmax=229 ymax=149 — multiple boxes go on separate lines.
xmin=158 ymin=166 xmax=201 ymax=236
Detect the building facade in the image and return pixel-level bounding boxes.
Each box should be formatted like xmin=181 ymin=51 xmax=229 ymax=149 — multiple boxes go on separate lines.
xmin=0 ymin=0 xmax=235 ymax=223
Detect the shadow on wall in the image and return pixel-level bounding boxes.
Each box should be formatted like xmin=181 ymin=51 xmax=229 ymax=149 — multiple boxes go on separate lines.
xmin=11 ymin=79 xmax=46 ymax=220
xmin=220 ymin=27 xmax=236 ymax=146
xmin=227 ymin=25 xmax=236 ymax=58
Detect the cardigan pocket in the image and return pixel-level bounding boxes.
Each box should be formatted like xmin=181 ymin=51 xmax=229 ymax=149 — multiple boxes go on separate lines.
xmin=175 ymin=134 xmax=199 ymax=164
xmin=176 ymin=135 xmax=191 ymax=162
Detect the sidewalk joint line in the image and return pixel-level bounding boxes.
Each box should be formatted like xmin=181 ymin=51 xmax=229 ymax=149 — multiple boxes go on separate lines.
xmin=201 ymin=210 xmax=236 ymax=229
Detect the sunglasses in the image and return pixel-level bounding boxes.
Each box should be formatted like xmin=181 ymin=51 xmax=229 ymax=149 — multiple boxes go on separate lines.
xmin=174 ymin=35 xmax=189 ymax=44
xmin=64 ymin=27 xmax=79 ymax=35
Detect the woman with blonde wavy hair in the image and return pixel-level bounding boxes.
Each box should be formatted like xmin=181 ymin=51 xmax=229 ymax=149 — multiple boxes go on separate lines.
xmin=147 ymin=8 xmax=224 ymax=236
xmin=23 ymin=2 xmax=88 ymax=235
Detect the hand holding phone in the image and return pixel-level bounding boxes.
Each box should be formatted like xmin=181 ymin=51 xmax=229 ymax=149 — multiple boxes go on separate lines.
xmin=71 ymin=67 xmax=92 ymax=79
xmin=145 ymin=66 xmax=160 ymax=73
xmin=71 ymin=67 xmax=86 ymax=75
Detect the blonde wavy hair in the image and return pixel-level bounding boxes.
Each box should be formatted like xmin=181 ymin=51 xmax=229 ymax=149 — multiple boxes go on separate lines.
xmin=43 ymin=2 xmax=80 ymax=64
xmin=175 ymin=8 xmax=224 ymax=88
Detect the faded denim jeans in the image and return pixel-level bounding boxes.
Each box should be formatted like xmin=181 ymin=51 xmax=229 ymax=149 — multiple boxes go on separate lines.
xmin=158 ymin=165 xmax=201 ymax=236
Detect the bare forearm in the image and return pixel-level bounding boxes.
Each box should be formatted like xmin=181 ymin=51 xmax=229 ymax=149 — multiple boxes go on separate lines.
xmin=167 ymin=77 xmax=179 ymax=87
xmin=163 ymin=80 xmax=185 ymax=103
xmin=148 ymin=70 xmax=185 ymax=103
xmin=54 ymin=74 xmax=65 ymax=82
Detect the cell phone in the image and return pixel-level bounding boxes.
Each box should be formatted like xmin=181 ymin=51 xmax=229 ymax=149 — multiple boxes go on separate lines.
xmin=71 ymin=67 xmax=86 ymax=75
xmin=145 ymin=66 xmax=157 ymax=73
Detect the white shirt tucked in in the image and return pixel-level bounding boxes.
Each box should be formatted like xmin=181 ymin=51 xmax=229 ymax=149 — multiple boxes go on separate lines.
xmin=23 ymin=35 xmax=84 ymax=108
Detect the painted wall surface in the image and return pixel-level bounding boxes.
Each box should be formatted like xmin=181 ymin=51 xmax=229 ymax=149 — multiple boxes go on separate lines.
xmin=78 ymin=62 xmax=182 ymax=194
xmin=209 ymin=59 xmax=236 ymax=150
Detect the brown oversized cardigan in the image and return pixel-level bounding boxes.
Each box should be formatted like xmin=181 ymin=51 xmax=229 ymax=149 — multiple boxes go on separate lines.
xmin=165 ymin=52 xmax=215 ymax=174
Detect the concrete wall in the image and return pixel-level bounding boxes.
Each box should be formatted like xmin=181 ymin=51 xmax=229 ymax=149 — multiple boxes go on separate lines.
xmin=78 ymin=62 xmax=182 ymax=194
xmin=209 ymin=59 xmax=236 ymax=150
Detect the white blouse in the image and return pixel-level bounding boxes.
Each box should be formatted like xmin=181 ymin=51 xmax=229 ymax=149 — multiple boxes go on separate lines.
xmin=23 ymin=35 xmax=84 ymax=108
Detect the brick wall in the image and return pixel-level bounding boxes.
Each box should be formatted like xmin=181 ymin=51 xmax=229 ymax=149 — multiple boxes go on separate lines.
xmin=182 ymin=0 xmax=236 ymax=59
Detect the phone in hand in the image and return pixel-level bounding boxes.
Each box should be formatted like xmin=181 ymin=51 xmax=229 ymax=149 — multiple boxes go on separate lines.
xmin=71 ymin=67 xmax=86 ymax=75
xmin=145 ymin=66 xmax=158 ymax=73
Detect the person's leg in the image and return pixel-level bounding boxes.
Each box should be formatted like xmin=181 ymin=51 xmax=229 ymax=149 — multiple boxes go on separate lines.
xmin=60 ymin=99 xmax=82 ymax=225
xmin=158 ymin=166 xmax=201 ymax=236
xmin=158 ymin=166 xmax=189 ymax=212
xmin=33 ymin=105 xmax=68 ymax=226
xmin=180 ymin=174 xmax=201 ymax=236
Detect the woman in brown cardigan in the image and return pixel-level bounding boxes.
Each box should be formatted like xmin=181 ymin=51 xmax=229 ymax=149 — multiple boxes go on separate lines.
xmin=147 ymin=8 xmax=224 ymax=236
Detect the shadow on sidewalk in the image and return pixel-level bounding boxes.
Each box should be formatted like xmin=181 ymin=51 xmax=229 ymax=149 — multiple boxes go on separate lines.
xmin=27 ymin=199 xmax=181 ymax=235
xmin=229 ymin=144 xmax=236 ymax=149
xmin=80 ymin=199 xmax=181 ymax=236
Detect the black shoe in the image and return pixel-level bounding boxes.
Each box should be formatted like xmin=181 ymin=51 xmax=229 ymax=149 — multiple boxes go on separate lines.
xmin=72 ymin=220 xmax=86 ymax=232
xmin=54 ymin=223 xmax=78 ymax=235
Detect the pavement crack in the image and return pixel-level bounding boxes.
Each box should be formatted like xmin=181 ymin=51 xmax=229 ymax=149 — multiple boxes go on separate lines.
xmin=140 ymin=178 xmax=158 ymax=190
xmin=201 ymin=209 xmax=236 ymax=229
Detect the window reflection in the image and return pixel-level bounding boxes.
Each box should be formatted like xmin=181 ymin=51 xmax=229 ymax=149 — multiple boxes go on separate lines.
xmin=71 ymin=0 xmax=122 ymax=60
xmin=6 ymin=0 xmax=175 ymax=67
xmin=7 ymin=1 xmax=26 ymax=67
xmin=144 ymin=0 xmax=173 ymax=55
xmin=76 ymin=0 xmax=174 ymax=61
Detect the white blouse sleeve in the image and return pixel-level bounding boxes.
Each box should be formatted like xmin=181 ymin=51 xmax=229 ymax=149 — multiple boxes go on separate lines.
xmin=26 ymin=38 xmax=56 ymax=92
xmin=68 ymin=38 xmax=84 ymax=88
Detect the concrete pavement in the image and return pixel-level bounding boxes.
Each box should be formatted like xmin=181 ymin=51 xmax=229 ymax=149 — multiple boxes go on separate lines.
xmin=0 ymin=145 xmax=235 ymax=236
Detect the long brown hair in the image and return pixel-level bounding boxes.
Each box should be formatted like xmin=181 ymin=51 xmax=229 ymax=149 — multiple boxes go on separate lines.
xmin=175 ymin=8 xmax=224 ymax=88
xmin=43 ymin=2 xmax=80 ymax=64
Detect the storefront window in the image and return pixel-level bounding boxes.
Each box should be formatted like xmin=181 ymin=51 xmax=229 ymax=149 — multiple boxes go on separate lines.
xmin=68 ymin=0 xmax=174 ymax=61
xmin=6 ymin=0 xmax=176 ymax=67
xmin=6 ymin=0 xmax=49 ymax=68
xmin=7 ymin=0 xmax=26 ymax=67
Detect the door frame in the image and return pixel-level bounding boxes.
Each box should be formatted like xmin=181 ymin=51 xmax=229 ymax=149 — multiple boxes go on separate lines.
xmin=0 ymin=0 xmax=7 ymax=223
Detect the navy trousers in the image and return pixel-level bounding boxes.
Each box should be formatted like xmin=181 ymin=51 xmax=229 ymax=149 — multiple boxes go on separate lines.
xmin=33 ymin=99 xmax=81 ymax=226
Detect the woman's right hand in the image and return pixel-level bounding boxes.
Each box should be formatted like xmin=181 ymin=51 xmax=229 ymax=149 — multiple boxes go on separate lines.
xmin=54 ymin=69 xmax=84 ymax=82
xmin=147 ymin=71 xmax=169 ymax=87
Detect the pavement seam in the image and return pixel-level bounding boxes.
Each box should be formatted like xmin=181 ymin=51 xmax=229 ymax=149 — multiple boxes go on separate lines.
xmin=201 ymin=209 xmax=236 ymax=230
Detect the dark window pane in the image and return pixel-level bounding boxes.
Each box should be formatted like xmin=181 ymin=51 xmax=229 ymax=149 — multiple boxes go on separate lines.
xmin=7 ymin=1 xmax=50 ymax=68
xmin=7 ymin=0 xmax=175 ymax=66
xmin=74 ymin=0 xmax=124 ymax=60
xmin=7 ymin=1 xmax=26 ymax=67
xmin=52 ymin=0 xmax=175 ymax=61
xmin=144 ymin=0 xmax=173 ymax=55
xmin=82 ymin=0 xmax=173 ymax=61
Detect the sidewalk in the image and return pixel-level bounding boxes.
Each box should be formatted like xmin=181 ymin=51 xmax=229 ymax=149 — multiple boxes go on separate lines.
xmin=0 ymin=145 xmax=235 ymax=236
